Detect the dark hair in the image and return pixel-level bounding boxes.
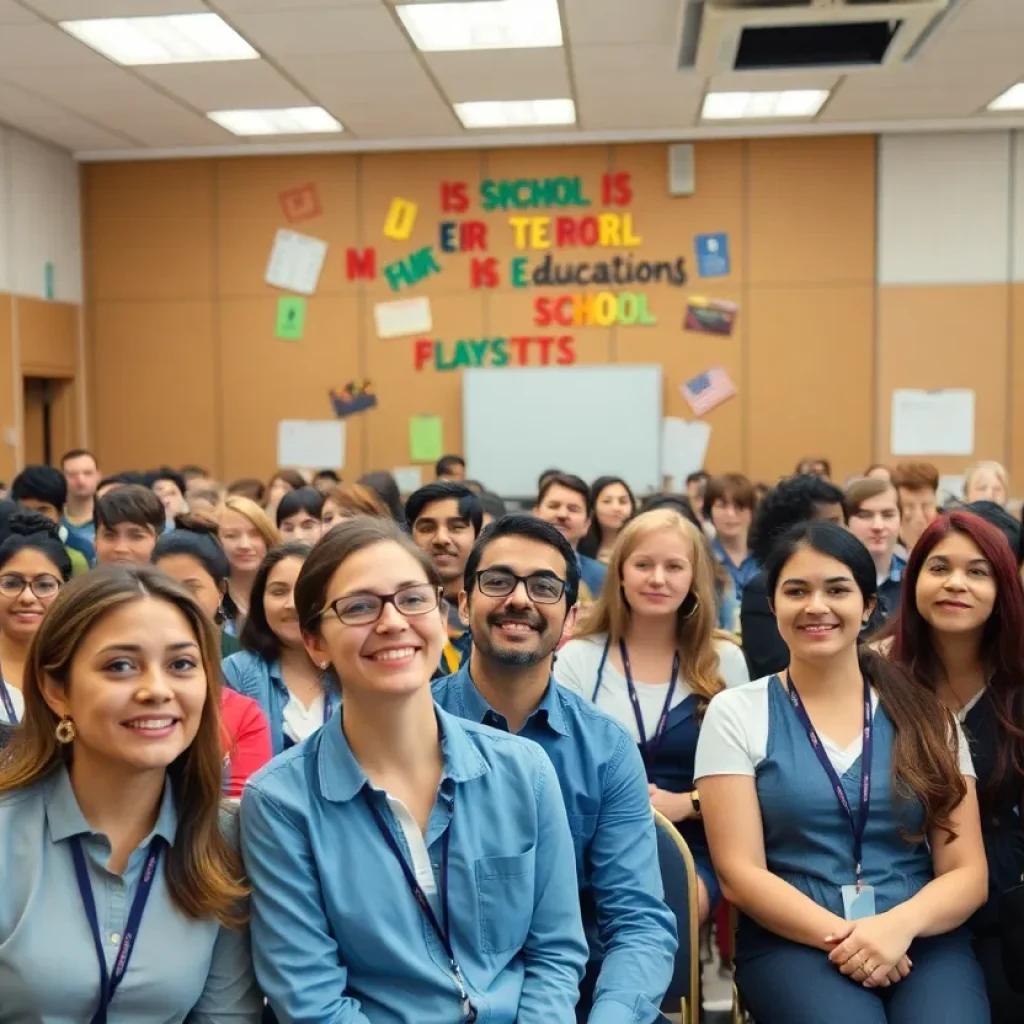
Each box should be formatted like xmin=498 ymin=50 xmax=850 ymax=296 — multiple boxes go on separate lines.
xmin=239 ymin=543 xmax=311 ymax=660
xmin=479 ymin=492 xmax=507 ymax=520
xmin=638 ymin=492 xmax=701 ymax=529
xmin=11 ymin=466 xmax=66 ymax=510
xmin=749 ymin=475 xmax=846 ymax=564
xmin=180 ymin=464 xmax=209 ymax=479
xmin=358 ymin=471 xmax=404 ymax=522
xmin=0 ymin=511 xmax=73 ymax=581
xmin=703 ymin=473 xmax=757 ymax=519
xmin=464 ymin=514 xmax=580 ymax=609
xmin=147 ymin=467 xmax=186 ymax=496
xmin=579 ymin=476 xmax=636 ymax=559
xmin=313 ymin=469 xmax=340 ymax=484
xmin=765 ymin=522 xmax=966 ymax=844
xmin=686 ymin=471 xmax=709 ymax=486
xmin=538 ymin=468 xmax=562 ymax=490
xmin=275 ymin=486 xmax=325 ymax=527
xmin=0 ymin=499 xmax=20 ymax=549
xmin=795 ymin=457 xmax=832 ymax=479
xmin=962 ymin=500 xmax=1021 ymax=556
xmin=435 ymin=454 xmax=465 ymax=477
xmin=153 ymin=514 xmax=230 ymax=584
xmin=95 ymin=484 xmax=166 ymax=535
xmin=536 ymin=472 xmax=591 ymax=515
xmin=405 ymin=482 xmax=484 ymax=537
xmin=295 ymin=515 xmax=438 ymax=633
xmin=227 ymin=478 xmax=265 ymax=502
xmin=60 ymin=449 xmax=96 ymax=468
xmin=98 ymin=471 xmax=147 ymax=493
xmin=889 ymin=511 xmax=1024 ymax=815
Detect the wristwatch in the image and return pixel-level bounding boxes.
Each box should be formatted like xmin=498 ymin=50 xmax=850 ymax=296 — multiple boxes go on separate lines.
xmin=690 ymin=789 xmax=701 ymax=817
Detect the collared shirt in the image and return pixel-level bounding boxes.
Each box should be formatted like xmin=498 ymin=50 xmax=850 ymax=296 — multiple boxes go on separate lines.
xmin=61 ymin=516 xmax=96 ymax=566
xmin=576 ymin=552 xmax=608 ymax=603
xmin=711 ymin=538 xmax=760 ymax=603
xmin=240 ymin=705 xmax=588 ymax=1024
xmin=874 ymin=552 xmax=906 ymax=624
xmin=0 ymin=766 xmax=261 ymax=1023
xmin=222 ymin=649 xmax=340 ymax=755
xmin=433 ymin=664 xmax=678 ymax=1024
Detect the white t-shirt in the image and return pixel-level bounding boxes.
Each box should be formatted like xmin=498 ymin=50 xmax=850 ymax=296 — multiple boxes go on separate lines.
xmin=282 ymin=692 xmax=326 ymax=746
xmin=555 ymin=634 xmax=750 ymax=743
xmin=694 ymin=675 xmax=976 ymax=780
xmin=0 ymin=682 xmax=23 ymax=725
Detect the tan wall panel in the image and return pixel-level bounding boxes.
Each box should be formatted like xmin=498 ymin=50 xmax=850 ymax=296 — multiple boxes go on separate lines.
xmin=16 ymin=298 xmax=77 ymax=374
xmin=220 ymin=296 xmax=362 ymax=481
xmin=747 ymin=286 xmax=875 ymax=482
xmin=84 ymin=161 xmax=215 ymax=302
xmin=877 ymin=285 xmax=1010 ymax=473
xmin=748 ymin=136 xmax=876 ymax=286
xmin=92 ymin=301 xmax=217 ymax=472
xmin=0 ymin=295 xmax=16 ymax=483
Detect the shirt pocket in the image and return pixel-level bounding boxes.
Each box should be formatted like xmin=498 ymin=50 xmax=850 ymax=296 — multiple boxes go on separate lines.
xmin=475 ymin=848 xmax=537 ymax=954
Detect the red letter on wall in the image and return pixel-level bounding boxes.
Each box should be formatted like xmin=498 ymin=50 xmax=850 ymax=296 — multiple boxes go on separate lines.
xmin=441 ymin=181 xmax=470 ymax=214
xmin=413 ymin=339 xmax=435 ymax=371
xmin=346 ymin=247 xmax=376 ymax=281
xmin=470 ymin=257 xmax=500 ymax=289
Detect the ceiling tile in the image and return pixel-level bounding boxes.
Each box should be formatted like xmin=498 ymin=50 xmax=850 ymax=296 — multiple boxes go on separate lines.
xmin=0 ymin=62 xmax=165 ymax=110
xmin=0 ymin=80 xmax=137 ymax=149
xmin=426 ymin=48 xmax=570 ymax=103
xmin=96 ymin=99 xmax=235 ymax=145
xmin=282 ymin=50 xmax=439 ymax=107
xmin=136 ymin=59 xmax=311 ymax=109
xmin=938 ymin=0 xmax=1024 ymax=33
xmin=229 ymin=6 xmax=410 ymax=56
xmin=215 ymin=0 xmax=379 ymax=10
xmin=22 ymin=0 xmax=210 ymax=17
xmin=564 ymin=0 xmax=678 ymax=45
xmin=0 ymin=1 xmax=41 ymax=24
xmin=0 ymin=22 xmax=115 ymax=66
xmin=572 ymin=44 xmax=686 ymax=94
xmin=337 ymin=99 xmax=460 ymax=138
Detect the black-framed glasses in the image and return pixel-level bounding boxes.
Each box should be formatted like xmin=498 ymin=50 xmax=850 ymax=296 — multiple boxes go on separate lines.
xmin=475 ymin=569 xmax=566 ymax=605
xmin=325 ymin=583 xmax=442 ymax=626
xmin=0 ymin=573 xmax=62 ymax=600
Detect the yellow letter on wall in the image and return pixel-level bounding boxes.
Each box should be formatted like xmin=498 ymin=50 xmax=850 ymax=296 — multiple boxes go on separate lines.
xmin=383 ymin=198 xmax=418 ymax=241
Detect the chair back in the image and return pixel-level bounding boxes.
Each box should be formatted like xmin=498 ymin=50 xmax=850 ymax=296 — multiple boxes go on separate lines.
xmin=653 ymin=809 xmax=700 ymax=1024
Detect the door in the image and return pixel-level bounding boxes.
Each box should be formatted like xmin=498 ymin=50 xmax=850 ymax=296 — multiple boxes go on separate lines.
xmin=21 ymin=376 xmax=73 ymax=466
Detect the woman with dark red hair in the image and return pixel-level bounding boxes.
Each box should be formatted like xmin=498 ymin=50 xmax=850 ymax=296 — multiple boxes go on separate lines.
xmin=886 ymin=510 xmax=1024 ymax=1023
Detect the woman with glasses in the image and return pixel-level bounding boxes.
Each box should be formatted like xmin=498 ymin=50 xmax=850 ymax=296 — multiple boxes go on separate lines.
xmin=222 ymin=543 xmax=340 ymax=755
xmin=240 ymin=515 xmax=587 ymax=1024
xmin=556 ymin=509 xmax=749 ymax=924
xmin=0 ymin=511 xmax=73 ymax=725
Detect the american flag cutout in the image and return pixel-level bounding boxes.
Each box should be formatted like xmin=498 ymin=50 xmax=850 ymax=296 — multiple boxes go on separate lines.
xmin=681 ymin=367 xmax=737 ymax=416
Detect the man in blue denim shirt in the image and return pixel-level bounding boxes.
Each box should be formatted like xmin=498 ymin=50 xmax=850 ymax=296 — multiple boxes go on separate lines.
xmin=434 ymin=515 xmax=678 ymax=1024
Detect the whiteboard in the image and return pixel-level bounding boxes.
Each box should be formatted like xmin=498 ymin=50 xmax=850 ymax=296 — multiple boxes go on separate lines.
xmin=463 ymin=366 xmax=663 ymax=497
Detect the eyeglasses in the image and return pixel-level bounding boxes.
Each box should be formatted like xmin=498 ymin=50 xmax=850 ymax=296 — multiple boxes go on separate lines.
xmin=0 ymin=573 xmax=62 ymax=600
xmin=324 ymin=583 xmax=442 ymax=626
xmin=475 ymin=569 xmax=566 ymax=605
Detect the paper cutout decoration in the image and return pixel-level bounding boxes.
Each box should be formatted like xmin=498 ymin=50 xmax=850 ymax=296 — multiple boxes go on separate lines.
xmin=695 ymin=233 xmax=731 ymax=278
xmin=383 ymin=246 xmax=441 ymax=292
xmin=44 ymin=261 xmax=55 ymax=300
xmin=374 ymin=296 xmax=432 ymax=339
xmin=275 ymin=297 xmax=307 ymax=340
xmin=393 ymin=466 xmax=424 ymax=494
xmin=680 ymin=368 xmax=737 ymax=416
xmin=330 ymin=381 xmax=377 ymax=418
xmin=661 ymin=417 xmax=711 ymax=490
xmin=891 ymin=389 xmax=975 ymax=456
xmin=265 ymin=229 xmax=328 ymax=295
xmin=684 ymin=297 xmax=738 ymax=337
xmin=383 ymin=198 xmax=418 ymax=241
xmin=277 ymin=420 xmax=345 ymax=470
xmin=409 ymin=415 xmax=443 ymax=463
xmin=279 ymin=183 xmax=321 ymax=224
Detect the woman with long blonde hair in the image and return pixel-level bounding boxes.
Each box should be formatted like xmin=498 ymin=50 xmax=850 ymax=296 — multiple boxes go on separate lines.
xmin=556 ymin=508 xmax=749 ymax=921
xmin=217 ymin=495 xmax=280 ymax=637
xmin=0 ymin=566 xmax=260 ymax=1021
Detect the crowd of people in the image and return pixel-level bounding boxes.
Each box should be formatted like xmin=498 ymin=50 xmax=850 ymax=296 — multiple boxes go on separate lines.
xmin=0 ymin=446 xmax=1021 ymax=1023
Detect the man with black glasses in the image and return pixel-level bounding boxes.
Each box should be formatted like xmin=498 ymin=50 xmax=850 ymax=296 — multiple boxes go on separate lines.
xmin=433 ymin=515 xmax=677 ymax=1024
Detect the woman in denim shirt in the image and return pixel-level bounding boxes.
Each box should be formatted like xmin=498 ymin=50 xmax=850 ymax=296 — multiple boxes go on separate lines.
xmin=240 ymin=515 xmax=588 ymax=1023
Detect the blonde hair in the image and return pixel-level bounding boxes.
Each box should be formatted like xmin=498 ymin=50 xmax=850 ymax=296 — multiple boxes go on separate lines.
xmin=218 ymin=495 xmax=280 ymax=550
xmin=324 ymin=483 xmax=389 ymax=520
xmin=964 ymin=461 xmax=1009 ymax=500
xmin=575 ymin=509 xmax=729 ymax=703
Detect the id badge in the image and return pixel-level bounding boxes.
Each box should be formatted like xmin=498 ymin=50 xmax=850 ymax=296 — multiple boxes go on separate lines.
xmin=841 ymin=884 xmax=876 ymax=920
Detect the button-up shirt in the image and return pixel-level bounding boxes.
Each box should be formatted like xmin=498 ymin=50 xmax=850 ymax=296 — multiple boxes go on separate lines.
xmin=433 ymin=664 xmax=678 ymax=1024
xmin=0 ymin=766 xmax=261 ymax=1023
xmin=240 ymin=705 xmax=588 ymax=1024
xmin=711 ymin=538 xmax=760 ymax=603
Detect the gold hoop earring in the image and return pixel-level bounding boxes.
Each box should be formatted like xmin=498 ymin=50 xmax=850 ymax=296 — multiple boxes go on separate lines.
xmin=681 ymin=594 xmax=700 ymax=620
xmin=55 ymin=716 xmax=76 ymax=744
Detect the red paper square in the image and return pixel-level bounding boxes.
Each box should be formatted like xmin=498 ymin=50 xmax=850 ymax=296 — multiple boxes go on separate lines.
xmin=279 ymin=183 xmax=321 ymax=224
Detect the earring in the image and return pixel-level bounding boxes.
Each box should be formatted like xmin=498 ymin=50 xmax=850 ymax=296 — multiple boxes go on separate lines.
xmin=681 ymin=594 xmax=701 ymax=620
xmin=319 ymin=661 xmax=329 ymax=671
xmin=55 ymin=716 xmax=76 ymax=744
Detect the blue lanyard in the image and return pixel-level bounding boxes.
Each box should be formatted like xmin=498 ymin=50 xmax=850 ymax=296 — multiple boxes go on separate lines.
xmin=0 ymin=678 xmax=16 ymax=723
xmin=784 ymin=671 xmax=873 ymax=886
xmin=361 ymin=790 xmax=477 ymax=1022
xmin=70 ymin=836 xmax=165 ymax=1024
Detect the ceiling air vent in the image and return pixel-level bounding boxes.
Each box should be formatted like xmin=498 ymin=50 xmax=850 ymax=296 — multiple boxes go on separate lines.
xmin=679 ymin=0 xmax=953 ymax=75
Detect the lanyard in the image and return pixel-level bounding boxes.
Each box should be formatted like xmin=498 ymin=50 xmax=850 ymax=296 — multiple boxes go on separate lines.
xmin=784 ymin=671 xmax=873 ymax=886
xmin=592 ymin=639 xmax=679 ymax=775
xmin=70 ymin=836 xmax=165 ymax=1024
xmin=362 ymin=791 xmax=477 ymax=1023
xmin=0 ymin=678 xmax=15 ymax=723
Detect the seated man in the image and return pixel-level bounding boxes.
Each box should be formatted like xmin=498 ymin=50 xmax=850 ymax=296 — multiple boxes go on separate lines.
xmin=434 ymin=515 xmax=678 ymax=1023
xmin=94 ymin=484 xmax=165 ymax=566
xmin=534 ymin=472 xmax=607 ymax=603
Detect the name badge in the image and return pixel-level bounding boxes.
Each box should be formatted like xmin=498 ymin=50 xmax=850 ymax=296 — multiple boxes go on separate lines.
xmin=841 ymin=883 xmax=876 ymax=921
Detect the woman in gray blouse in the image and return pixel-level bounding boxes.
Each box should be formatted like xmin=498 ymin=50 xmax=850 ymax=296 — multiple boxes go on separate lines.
xmin=0 ymin=565 xmax=261 ymax=1023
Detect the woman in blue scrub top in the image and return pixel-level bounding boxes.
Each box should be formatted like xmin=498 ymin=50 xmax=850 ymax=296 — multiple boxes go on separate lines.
xmin=0 ymin=565 xmax=260 ymax=1022
xmin=695 ymin=523 xmax=990 ymax=1023
xmin=222 ymin=542 xmax=340 ymax=754
xmin=556 ymin=508 xmax=749 ymax=924
xmin=240 ymin=515 xmax=588 ymax=1024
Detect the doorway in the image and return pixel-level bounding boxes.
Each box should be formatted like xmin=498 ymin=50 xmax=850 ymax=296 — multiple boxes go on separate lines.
xmin=22 ymin=376 xmax=73 ymax=466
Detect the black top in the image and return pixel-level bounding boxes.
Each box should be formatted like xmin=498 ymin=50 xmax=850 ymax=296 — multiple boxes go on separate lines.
xmin=740 ymin=571 xmax=788 ymax=679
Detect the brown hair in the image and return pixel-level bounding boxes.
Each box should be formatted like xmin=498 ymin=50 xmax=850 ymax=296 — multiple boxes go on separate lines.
xmin=843 ymin=477 xmax=901 ymax=519
xmin=575 ymin=509 xmax=730 ymax=704
xmin=892 ymin=462 xmax=939 ymax=492
xmin=218 ymin=495 xmax=280 ymax=551
xmin=324 ymin=483 xmax=389 ymax=520
xmin=268 ymin=468 xmax=306 ymax=493
xmin=702 ymin=473 xmax=757 ymax=519
xmin=0 ymin=566 xmax=247 ymax=926
xmin=226 ymin=478 xmax=265 ymax=503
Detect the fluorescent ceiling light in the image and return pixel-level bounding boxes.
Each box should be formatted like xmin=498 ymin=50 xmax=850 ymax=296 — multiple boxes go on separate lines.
xmin=455 ymin=98 xmax=575 ymax=129
xmin=208 ymin=107 xmax=343 ymax=136
xmin=60 ymin=13 xmax=258 ymax=66
xmin=988 ymin=83 xmax=1024 ymax=111
xmin=397 ymin=0 xmax=562 ymax=52
xmin=702 ymin=90 xmax=829 ymax=120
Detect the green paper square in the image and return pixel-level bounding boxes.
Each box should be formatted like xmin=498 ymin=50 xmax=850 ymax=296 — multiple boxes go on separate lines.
xmin=409 ymin=415 xmax=443 ymax=463
xmin=44 ymin=261 xmax=54 ymax=301
xmin=276 ymin=297 xmax=307 ymax=340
